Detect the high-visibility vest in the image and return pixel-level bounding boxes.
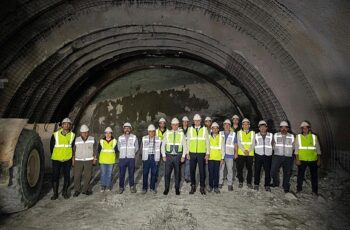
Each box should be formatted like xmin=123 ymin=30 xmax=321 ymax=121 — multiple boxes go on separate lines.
xmin=118 ymin=134 xmax=137 ymax=158
xmin=297 ymin=133 xmax=318 ymax=161
xmin=274 ymin=133 xmax=294 ymax=157
xmin=188 ymin=126 xmax=207 ymax=153
xmin=142 ymin=136 xmax=161 ymax=161
xmin=209 ymin=134 xmax=223 ymax=161
xmin=165 ymin=131 xmax=184 ymax=154
xmin=52 ymin=131 xmax=75 ymax=161
xmin=254 ymin=132 xmax=273 ymax=156
xmin=238 ymin=130 xmax=255 ymax=156
xmin=156 ymin=128 xmax=167 ymax=141
xmin=219 ymin=131 xmax=236 ymax=155
xmin=99 ymin=139 xmax=117 ymax=164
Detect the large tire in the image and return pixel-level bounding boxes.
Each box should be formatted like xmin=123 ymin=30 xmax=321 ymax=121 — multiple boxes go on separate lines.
xmin=0 ymin=129 xmax=44 ymax=213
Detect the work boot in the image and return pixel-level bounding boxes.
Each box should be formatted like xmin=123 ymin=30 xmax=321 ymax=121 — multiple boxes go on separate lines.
xmin=254 ymin=185 xmax=259 ymax=191
xmin=228 ymin=185 xmax=233 ymax=191
xmin=142 ymin=189 xmax=147 ymax=194
xmin=73 ymin=191 xmax=80 ymax=197
xmin=265 ymin=186 xmax=271 ymax=192
xmin=62 ymin=183 xmax=69 ymax=199
xmin=189 ymin=185 xmax=196 ymax=194
xmin=117 ymin=188 xmax=124 ymax=194
xmin=219 ymin=184 xmax=223 ymax=189
xmin=163 ymin=189 xmax=169 ymax=195
xmin=200 ymin=187 xmax=206 ymax=195
xmin=82 ymin=190 xmax=93 ymax=196
xmin=130 ymin=186 xmax=137 ymax=193
xmin=185 ymin=178 xmax=190 ymax=183
xmin=50 ymin=182 xmax=59 ymax=200
xmin=100 ymin=186 xmax=106 ymax=193
xmin=247 ymin=184 xmax=253 ymax=189
xmin=238 ymin=183 xmax=243 ymax=188
xmin=208 ymin=187 xmax=213 ymax=193
xmin=214 ymin=188 xmax=220 ymax=194
xmin=150 ymin=189 xmax=157 ymax=194
xmin=175 ymin=189 xmax=180 ymax=195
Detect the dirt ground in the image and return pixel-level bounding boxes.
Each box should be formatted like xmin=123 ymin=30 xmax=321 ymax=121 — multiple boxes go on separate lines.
xmin=1 ymin=164 xmax=349 ymax=230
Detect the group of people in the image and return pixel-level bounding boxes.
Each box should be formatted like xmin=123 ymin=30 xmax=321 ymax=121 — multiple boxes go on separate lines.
xmin=49 ymin=114 xmax=321 ymax=200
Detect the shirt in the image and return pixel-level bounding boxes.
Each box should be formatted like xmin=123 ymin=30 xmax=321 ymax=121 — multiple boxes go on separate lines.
xmin=223 ymin=131 xmax=238 ymax=159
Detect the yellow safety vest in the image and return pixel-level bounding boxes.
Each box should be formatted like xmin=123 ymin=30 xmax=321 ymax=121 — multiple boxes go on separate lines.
xmin=99 ymin=139 xmax=117 ymax=164
xmin=238 ymin=130 xmax=255 ymax=156
xmin=297 ymin=133 xmax=318 ymax=161
xmin=209 ymin=134 xmax=223 ymax=161
xmin=156 ymin=128 xmax=167 ymax=141
xmin=52 ymin=130 xmax=75 ymax=161
xmin=189 ymin=126 xmax=207 ymax=153
xmin=165 ymin=131 xmax=184 ymax=154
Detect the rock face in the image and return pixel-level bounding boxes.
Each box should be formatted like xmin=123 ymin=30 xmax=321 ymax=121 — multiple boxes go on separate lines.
xmin=0 ymin=0 xmax=349 ymax=170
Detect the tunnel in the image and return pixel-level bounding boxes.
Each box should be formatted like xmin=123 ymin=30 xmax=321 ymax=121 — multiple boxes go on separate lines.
xmin=0 ymin=0 xmax=349 ymax=229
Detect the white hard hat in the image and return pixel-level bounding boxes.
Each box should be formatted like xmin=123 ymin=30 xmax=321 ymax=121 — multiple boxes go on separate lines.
xmin=159 ymin=118 xmax=166 ymax=123
xmin=182 ymin=116 xmax=189 ymax=122
xmin=80 ymin=124 xmax=89 ymax=132
xmin=171 ymin=118 xmax=180 ymax=125
xmin=204 ymin=116 xmax=212 ymax=122
xmin=300 ymin=121 xmax=310 ymax=128
xmin=104 ymin=127 xmax=113 ymax=133
xmin=123 ymin=122 xmax=132 ymax=128
xmin=232 ymin=115 xmax=240 ymax=120
xmin=147 ymin=124 xmax=156 ymax=131
xmin=223 ymin=119 xmax=231 ymax=125
xmin=280 ymin=121 xmax=289 ymax=127
xmin=62 ymin=118 xmax=72 ymax=124
xmin=193 ymin=114 xmax=202 ymax=121
xmin=258 ymin=120 xmax=267 ymax=127
xmin=211 ymin=122 xmax=219 ymax=128
xmin=242 ymin=118 xmax=250 ymax=124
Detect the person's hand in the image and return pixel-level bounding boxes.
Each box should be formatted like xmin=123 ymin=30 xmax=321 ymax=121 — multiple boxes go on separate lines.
xmin=295 ymin=159 xmax=301 ymax=166
xmin=234 ymin=154 xmax=238 ymax=160
xmin=181 ymin=157 xmax=185 ymax=163
xmin=186 ymin=154 xmax=190 ymax=160
xmin=93 ymin=158 xmax=97 ymax=166
xmin=72 ymin=158 xmax=75 ymax=167
xmin=220 ymin=159 xmax=225 ymax=165
xmin=317 ymin=159 xmax=321 ymax=167
xmin=205 ymin=155 xmax=209 ymax=164
xmin=162 ymin=156 xmax=167 ymax=162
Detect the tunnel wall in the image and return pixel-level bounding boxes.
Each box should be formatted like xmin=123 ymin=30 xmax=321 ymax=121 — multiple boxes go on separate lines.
xmin=0 ymin=0 xmax=349 ymax=170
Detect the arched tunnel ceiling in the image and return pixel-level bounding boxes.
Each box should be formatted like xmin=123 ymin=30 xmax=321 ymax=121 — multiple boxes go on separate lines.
xmin=0 ymin=0 xmax=349 ymax=169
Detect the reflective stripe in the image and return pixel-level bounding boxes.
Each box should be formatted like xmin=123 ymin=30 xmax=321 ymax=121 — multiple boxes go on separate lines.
xmin=239 ymin=130 xmax=254 ymax=144
xmin=255 ymin=133 xmax=273 ymax=148
xmin=54 ymin=131 xmax=75 ymax=147
xmin=298 ymin=134 xmax=316 ymax=150
xmin=75 ymin=140 xmax=95 ymax=144
xmin=75 ymin=157 xmax=94 ymax=161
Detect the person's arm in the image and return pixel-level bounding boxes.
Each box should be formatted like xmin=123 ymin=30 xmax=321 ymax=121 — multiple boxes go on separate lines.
xmin=187 ymin=128 xmax=191 ymax=154
xmin=182 ymin=134 xmax=188 ymax=158
xmin=134 ymin=137 xmax=139 ymax=153
xmin=221 ymin=135 xmax=225 ymax=160
xmin=248 ymin=132 xmax=255 ymax=152
xmin=294 ymin=135 xmax=299 ymax=155
xmin=315 ymin=136 xmax=321 ymax=156
xmin=205 ymin=130 xmax=210 ymax=155
xmin=50 ymin=134 xmax=55 ymax=154
xmin=97 ymin=141 xmax=102 ymax=159
xmin=234 ymin=135 xmax=238 ymax=159
xmin=161 ymin=136 xmax=168 ymax=158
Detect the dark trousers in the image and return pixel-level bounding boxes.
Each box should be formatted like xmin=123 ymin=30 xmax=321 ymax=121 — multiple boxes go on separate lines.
xmin=254 ymin=154 xmax=272 ymax=186
xmin=208 ymin=160 xmax=220 ymax=189
xmin=119 ymin=158 xmax=135 ymax=189
xmin=164 ymin=154 xmax=181 ymax=190
xmin=297 ymin=161 xmax=318 ymax=193
xmin=52 ymin=160 xmax=71 ymax=186
xmin=271 ymin=155 xmax=293 ymax=191
xmin=190 ymin=153 xmax=206 ymax=187
xmin=143 ymin=155 xmax=157 ymax=190
xmin=236 ymin=155 xmax=253 ymax=184
xmin=73 ymin=160 xmax=93 ymax=192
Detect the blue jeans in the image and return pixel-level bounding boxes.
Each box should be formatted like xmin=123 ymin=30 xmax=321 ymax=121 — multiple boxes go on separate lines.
xmin=184 ymin=157 xmax=191 ymax=180
xmin=143 ymin=155 xmax=157 ymax=190
xmin=208 ymin=160 xmax=220 ymax=189
xmin=100 ymin=164 xmax=114 ymax=188
xmin=119 ymin=158 xmax=135 ymax=189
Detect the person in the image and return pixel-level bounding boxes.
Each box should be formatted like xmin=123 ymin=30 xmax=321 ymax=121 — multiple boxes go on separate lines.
xmin=162 ymin=118 xmax=187 ymax=195
xmin=219 ymin=119 xmax=238 ymax=191
xmin=231 ymin=115 xmax=241 ymax=132
xmin=236 ymin=118 xmax=255 ymax=189
xmin=141 ymin=124 xmax=161 ymax=194
xmin=72 ymin=124 xmax=97 ymax=197
xmin=295 ymin=121 xmax=321 ymax=195
xmin=254 ymin=120 xmax=273 ymax=191
xmin=117 ymin=122 xmax=139 ymax=194
xmin=97 ymin=127 xmax=117 ymax=192
xmin=155 ymin=118 xmax=168 ymax=182
xmin=271 ymin=121 xmax=295 ymax=193
xmin=186 ymin=114 xmax=210 ymax=195
xmin=204 ymin=116 xmax=212 ymax=133
xmin=50 ymin=118 xmax=75 ymax=200
xmin=208 ymin=122 xmax=225 ymax=193
xmin=181 ymin=116 xmax=191 ymax=183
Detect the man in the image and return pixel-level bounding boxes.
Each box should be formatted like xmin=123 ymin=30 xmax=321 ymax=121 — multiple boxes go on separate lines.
xmin=231 ymin=115 xmax=241 ymax=132
xmin=50 ymin=118 xmax=75 ymax=200
xmin=186 ymin=114 xmax=210 ymax=195
xmin=208 ymin=122 xmax=225 ymax=194
xmin=271 ymin=121 xmax=295 ymax=193
xmin=236 ymin=118 xmax=255 ymax=189
xmin=295 ymin=121 xmax=321 ymax=195
xmin=118 ymin=122 xmax=139 ymax=194
xmin=219 ymin=119 xmax=238 ymax=191
xmin=181 ymin=116 xmax=191 ymax=183
xmin=162 ymin=118 xmax=187 ymax=195
xmin=98 ymin=127 xmax=118 ymax=192
xmin=254 ymin=120 xmax=273 ymax=192
xmin=156 ymin=118 xmax=168 ymax=141
xmin=141 ymin=124 xmax=161 ymax=194
xmin=72 ymin=124 xmax=97 ymax=197
xmin=204 ymin=116 xmax=212 ymax=133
